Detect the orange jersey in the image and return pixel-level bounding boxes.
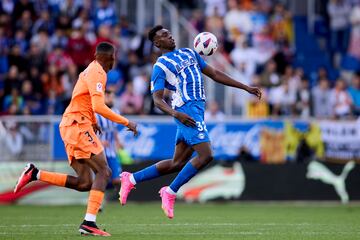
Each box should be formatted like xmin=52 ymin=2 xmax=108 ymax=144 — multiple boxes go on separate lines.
xmin=61 ymin=60 xmax=106 ymax=126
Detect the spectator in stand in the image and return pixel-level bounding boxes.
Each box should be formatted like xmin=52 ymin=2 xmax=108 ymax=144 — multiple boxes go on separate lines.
xmin=7 ymin=45 xmax=27 ymax=73
xmin=93 ymin=24 xmax=114 ymax=53
xmin=1 ymin=0 xmax=14 ymax=15
xmin=259 ymin=60 xmax=280 ymax=88
xmin=12 ymin=0 xmax=36 ymax=24
xmin=204 ymin=0 xmax=226 ymax=17
xmin=21 ymin=79 xmax=41 ymax=114
xmin=327 ymin=0 xmax=351 ymax=67
xmin=205 ymin=6 xmax=225 ymax=38
xmin=120 ymin=81 xmax=143 ymax=115
xmin=348 ymin=3 xmax=360 ymax=60
xmin=269 ymin=78 xmax=296 ymax=116
xmin=107 ymin=66 xmax=124 ymax=96
xmin=348 ymin=72 xmax=360 ymax=116
xmin=231 ymin=40 xmax=266 ymax=78
xmin=190 ymin=10 xmax=206 ymax=32
xmin=49 ymin=28 xmax=68 ymax=50
xmin=13 ymin=30 xmax=28 ymax=55
xmin=0 ymin=26 xmax=9 ymax=75
xmin=295 ymin=78 xmax=311 ymax=118
xmin=4 ymin=66 xmax=21 ymax=97
xmin=205 ymin=100 xmax=225 ymax=121
xmin=32 ymin=10 xmax=55 ymax=35
xmin=94 ymin=0 xmax=118 ymax=29
xmin=331 ymin=78 xmax=353 ymax=119
xmin=3 ymin=88 xmax=23 ymax=114
xmin=246 ymin=75 xmax=269 ymax=118
xmin=31 ymin=29 xmax=52 ymax=54
xmin=66 ymin=28 xmax=91 ymax=71
xmin=270 ymin=3 xmax=294 ymax=48
xmin=0 ymin=121 xmax=24 ymax=161
xmin=15 ymin=10 xmax=33 ymax=36
xmin=224 ymin=0 xmax=252 ymax=41
xmin=59 ymin=0 xmax=81 ymax=20
xmin=312 ymin=77 xmax=333 ymax=118
xmin=47 ymin=45 xmax=74 ymax=72
xmin=27 ymin=42 xmax=46 ymax=72
xmin=56 ymin=14 xmax=72 ymax=34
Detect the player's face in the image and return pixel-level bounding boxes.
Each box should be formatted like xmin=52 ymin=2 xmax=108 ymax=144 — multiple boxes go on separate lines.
xmin=103 ymin=52 xmax=115 ymax=72
xmin=155 ymin=29 xmax=176 ymax=50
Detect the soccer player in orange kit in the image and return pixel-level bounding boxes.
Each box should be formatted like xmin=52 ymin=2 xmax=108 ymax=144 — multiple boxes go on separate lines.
xmin=14 ymin=42 xmax=137 ymax=236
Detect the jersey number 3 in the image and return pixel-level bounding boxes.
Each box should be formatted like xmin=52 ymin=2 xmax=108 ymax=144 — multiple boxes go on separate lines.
xmin=85 ymin=131 xmax=94 ymax=142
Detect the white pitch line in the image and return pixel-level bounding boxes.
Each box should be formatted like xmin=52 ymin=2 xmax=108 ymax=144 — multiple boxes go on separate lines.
xmin=0 ymin=222 xmax=343 ymax=228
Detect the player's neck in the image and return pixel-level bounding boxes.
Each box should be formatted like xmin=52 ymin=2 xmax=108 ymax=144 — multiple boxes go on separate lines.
xmin=161 ymin=48 xmax=175 ymax=55
xmin=95 ymin=59 xmax=109 ymax=73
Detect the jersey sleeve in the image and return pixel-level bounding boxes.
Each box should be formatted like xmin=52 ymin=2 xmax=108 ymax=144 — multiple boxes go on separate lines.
xmin=193 ymin=50 xmax=208 ymax=70
xmin=85 ymin=69 xmax=107 ymax=98
xmin=150 ymin=64 xmax=167 ymax=94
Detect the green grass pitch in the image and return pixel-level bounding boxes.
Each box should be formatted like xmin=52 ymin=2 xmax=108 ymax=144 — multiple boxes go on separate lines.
xmin=1 ymin=202 xmax=360 ymax=239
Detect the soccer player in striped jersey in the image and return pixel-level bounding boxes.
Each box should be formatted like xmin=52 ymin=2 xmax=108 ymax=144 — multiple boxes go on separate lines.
xmin=96 ymin=90 xmax=122 ymax=186
xmin=119 ymin=25 xmax=262 ymax=218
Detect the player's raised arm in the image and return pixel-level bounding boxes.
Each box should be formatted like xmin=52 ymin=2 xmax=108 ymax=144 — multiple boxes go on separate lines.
xmin=202 ymin=64 xmax=262 ymax=99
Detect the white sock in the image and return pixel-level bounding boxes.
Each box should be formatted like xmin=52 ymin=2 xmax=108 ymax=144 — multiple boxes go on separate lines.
xmin=36 ymin=170 xmax=41 ymax=180
xmin=84 ymin=213 xmax=96 ymax=222
xmin=129 ymin=174 xmax=137 ymax=185
xmin=166 ymin=187 xmax=176 ymax=195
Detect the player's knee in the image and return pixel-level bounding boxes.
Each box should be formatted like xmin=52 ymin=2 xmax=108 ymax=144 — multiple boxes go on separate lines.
xmin=104 ymin=167 xmax=112 ymax=180
xmin=172 ymin=161 xmax=186 ymax=171
xmin=78 ymin=181 xmax=92 ymax=192
xmin=201 ymin=154 xmax=214 ymax=165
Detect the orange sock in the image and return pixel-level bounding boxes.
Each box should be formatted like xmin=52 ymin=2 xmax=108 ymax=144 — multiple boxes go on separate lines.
xmin=39 ymin=171 xmax=67 ymax=187
xmin=86 ymin=190 xmax=104 ymax=216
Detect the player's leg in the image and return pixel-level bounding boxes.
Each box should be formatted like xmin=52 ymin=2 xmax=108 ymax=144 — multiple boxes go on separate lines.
xmin=79 ymin=151 xmax=112 ymax=236
xmin=14 ymin=160 xmax=93 ymax=193
xmin=160 ymin=141 xmax=213 ymax=219
xmin=107 ymin=156 xmax=121 ymax=186
xmin=119 ymin=141 xmax=193 ymax=205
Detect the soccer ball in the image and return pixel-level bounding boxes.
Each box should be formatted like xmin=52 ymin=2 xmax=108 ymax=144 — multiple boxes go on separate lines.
xmin=193 ymin=32 xmax=218 ymax=56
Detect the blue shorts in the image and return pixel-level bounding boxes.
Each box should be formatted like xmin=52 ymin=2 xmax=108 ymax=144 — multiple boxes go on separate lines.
xmin=175 ymin=101 xmax=210 ymax=146
xmin=106 ymin=156 xmax=121 ymax=180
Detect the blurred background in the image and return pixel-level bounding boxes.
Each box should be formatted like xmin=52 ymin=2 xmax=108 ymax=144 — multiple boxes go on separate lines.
xmin=0 ymin=0 xmax=360 ymax=205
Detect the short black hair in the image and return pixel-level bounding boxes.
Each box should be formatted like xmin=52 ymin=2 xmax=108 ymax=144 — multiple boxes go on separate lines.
xmin=96 ymin=42 xmax=114 ymax=55
xmin=148 ymin=25 xmax=163 ymax=42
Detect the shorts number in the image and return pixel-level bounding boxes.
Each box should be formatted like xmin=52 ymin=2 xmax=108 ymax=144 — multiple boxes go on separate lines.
xmin=85 ymin=131 xmax=93 ymax=142
xmin=196 ymin=121 xmax=207 ymax=132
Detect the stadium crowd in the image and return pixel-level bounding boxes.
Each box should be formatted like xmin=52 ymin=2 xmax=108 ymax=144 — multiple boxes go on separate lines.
xmin=0 ymin=0 xmax=359 ymax=120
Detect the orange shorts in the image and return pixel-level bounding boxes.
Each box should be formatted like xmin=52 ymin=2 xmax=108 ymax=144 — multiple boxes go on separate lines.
xmin=59 ymin=121 xmax=103 ymax=163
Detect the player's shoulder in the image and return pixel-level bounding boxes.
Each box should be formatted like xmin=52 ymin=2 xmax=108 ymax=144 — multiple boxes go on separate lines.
xmin=86 ymin=61 xmax=106 ymax=77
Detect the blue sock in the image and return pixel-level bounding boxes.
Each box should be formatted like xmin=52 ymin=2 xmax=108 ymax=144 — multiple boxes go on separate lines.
xmin=169 ymin=162 xmax=198 ymax=193
xmin=133 ymin=165 xmax=160 ymax=183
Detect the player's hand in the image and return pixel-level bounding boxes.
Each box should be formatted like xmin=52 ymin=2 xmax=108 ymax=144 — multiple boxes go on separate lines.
xmin=127 ymin=121 xmax=138 ymax=137
xmin=92 ymin=123 xmax=102 ymax=135
xmin=247 ymin=86 xmax=262 ymax=100
xmin=174 ymin=111 xmax=197 ymax=128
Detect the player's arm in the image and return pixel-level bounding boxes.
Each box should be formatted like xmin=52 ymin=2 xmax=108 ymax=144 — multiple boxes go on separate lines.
xmin=86 ymin=72 xmax=138 ymax=136
xmin=91 ymin=96 xmax=137 ymax=136
xmin=153 ymin=90 xmax=196 ymax=127
xmin=151 ymin=64 xmax=196 ymax=127
xmin=202 ymin=65 xmax=262 ymax=99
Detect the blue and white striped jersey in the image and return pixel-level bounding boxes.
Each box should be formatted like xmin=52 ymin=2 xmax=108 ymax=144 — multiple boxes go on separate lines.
xmin=150 ymin=48 xmax=208 ymax=108
xmin=96 ymin=109 xmax=119 ymax=158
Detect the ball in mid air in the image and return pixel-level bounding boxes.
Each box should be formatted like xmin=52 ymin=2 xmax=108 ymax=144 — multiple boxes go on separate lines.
xmin=193 ymin=32 xmax=218 ymax=56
